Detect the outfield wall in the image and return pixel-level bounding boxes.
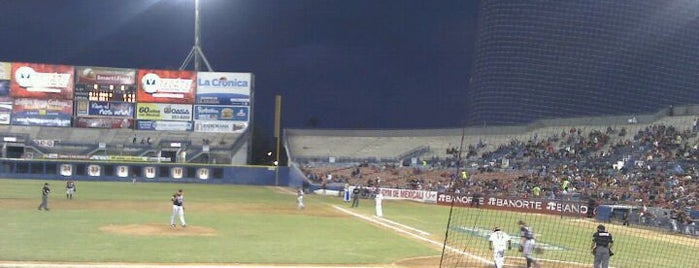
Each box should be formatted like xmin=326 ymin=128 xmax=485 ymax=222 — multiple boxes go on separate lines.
xmin=0 ymin=159 xmax=300 ymax=186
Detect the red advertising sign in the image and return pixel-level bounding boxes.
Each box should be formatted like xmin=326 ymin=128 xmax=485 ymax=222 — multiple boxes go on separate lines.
xmin=10 ymin=62 xmax=74 ymax=99
xmin=137 ymin=69 xmax=195 ymax=104
xmin=437 ymin=193 xmax=589 ymax=217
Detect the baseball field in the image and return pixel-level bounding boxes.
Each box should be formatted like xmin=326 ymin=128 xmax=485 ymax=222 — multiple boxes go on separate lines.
xmin=0 ymin=178 xmax=696 ymax=268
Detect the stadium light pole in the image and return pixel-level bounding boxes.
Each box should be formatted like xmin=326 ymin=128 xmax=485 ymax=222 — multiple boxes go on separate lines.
xmin=180 ymin=0 xmax=214 ymax=71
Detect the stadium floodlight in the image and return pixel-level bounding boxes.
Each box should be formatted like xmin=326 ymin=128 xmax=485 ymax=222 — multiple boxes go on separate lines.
xmin=180 ymin=0 xmax=214 ymax=71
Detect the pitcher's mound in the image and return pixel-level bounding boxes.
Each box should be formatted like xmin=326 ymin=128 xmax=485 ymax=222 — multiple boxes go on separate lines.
xmin=100 ymin=223 xmax=216 ymax=236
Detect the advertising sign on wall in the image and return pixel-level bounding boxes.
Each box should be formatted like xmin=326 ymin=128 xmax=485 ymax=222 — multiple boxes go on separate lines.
xmin=135 ymin=103 xmax=193 ymax=121
xmin=193 ymin=121 xmax=247 ymax=133
xmin=74 ymin=66 xmax=137 ymax=102
xmin=136 ymin=120 xmax=193 ymax=131
xmin=436 ymin=193 xmax=588 ymax=217
xmin=137 ymin=69 xmax=195 ymax=104
xmin=10 ymin=63 xmax=74 ymax=100
xmin=193 ymin=105 xmax=248 ymax=121
xmin=11 ymin=98 xmax=73 ymax=127
xmin=195 ymin=72 xmax=252 ymax=105
xmin=75 ymin=100 xmax=134 ymax=117
xmin=74 ymin=117 xmax=133 ymax=129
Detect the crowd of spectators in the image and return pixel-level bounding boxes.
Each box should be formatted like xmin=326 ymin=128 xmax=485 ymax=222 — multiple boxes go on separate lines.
xmin=302 ymin=121 xmax=699 ymax=215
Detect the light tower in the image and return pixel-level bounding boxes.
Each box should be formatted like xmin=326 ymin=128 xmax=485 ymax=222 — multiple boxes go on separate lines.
xmin=180 ymin=0 xmax=213 ymax=71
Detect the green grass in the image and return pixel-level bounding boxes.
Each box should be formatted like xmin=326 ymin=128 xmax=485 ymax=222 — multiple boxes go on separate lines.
xmin=0 ymin=179 xmax=438 ymax=264
xmin=0 ymin=178 xmax=696 ymax=267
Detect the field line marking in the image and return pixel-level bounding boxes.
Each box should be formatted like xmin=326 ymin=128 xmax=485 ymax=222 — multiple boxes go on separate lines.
xmin=332 ymin=205 xmax=492 ymax=265
xmin=0 ymin=263 xmax=381 ymax=268
xmin=373 ymin=216 xmax=431 ymax=236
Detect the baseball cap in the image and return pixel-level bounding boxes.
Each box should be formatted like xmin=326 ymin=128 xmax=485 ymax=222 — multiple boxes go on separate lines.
xmin=493 ymin=226 xmax=501 ymax=231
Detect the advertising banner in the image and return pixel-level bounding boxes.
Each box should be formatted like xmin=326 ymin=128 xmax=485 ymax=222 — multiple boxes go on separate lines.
xmin=193 ymin=105 xmax=248 ymax=121
xmin=193 ymin=120 xmax=247 ymax=133
xmin=0 ymin=62 xmax=11 ymax=98
xmin=195 ymin=72 xmax=252 ymax=105
xmin=10 ymin=63 xmax=74 ymax=99
xmin=74 ymin=66 xmax=137 ymax=101
xmin=74 ymin=116 xmax=133 ymax=129
xmin=436 ymin=193 xmax=588 ymax=217
xmin=11 ymin=98 xmax=73 ymax=127
xmin=0 ymin=101 xmax=11 ymax=125
xmin=76 ymin=66 xmax=136 ymax=85
xmin=137 ymin=69 xmax=195 ymax=104
xmin=136 ymin=120 xmax=193 ymax=131
xmin=75 ymin=100 xmax=134 ymax=117
xmin=136 ymin=103 xmax=193 ymax=121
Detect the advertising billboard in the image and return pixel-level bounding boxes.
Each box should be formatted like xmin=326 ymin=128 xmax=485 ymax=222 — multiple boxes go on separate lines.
xmin=136 ymin=120 xmax=193 ymax=131
xmin=193 ymin=121 xmax=247 ymax=133
xmin=193 ymin=105 xmax=248 ymax=121
xmin=0 ymin=62 xmax=12 ymax=125
xmin=135 ymin=103 xmax=193 ymax=121
xmin=11 ymin=98 xmax=73 ymax=127
xmin=75 ymin=100 xmax=134 ymax=117
xmin=195 ymin=72 xmax=252 ymax=105
xmin=137 ymin=69 xmax=195 ymax=104
xmin=10 ymin=62 xmax=74 ymax=100
xmin=74 ymin=117 xmax=133 ymax=129
xmin=74 ymin=66 xmax=137 ymax=102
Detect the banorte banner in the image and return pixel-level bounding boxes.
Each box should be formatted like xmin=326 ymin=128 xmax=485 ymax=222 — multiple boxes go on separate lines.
xmin=137 ymin=69 xmax=195 ymax=104
xmin=437 ymin=193 xmax=589 ymax=217
xmin=10 ymin=62 xmax=74 ymax=100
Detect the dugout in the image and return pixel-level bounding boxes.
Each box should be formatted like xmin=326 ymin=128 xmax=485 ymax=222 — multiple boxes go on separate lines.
xmin=596 ymin=205 xmax=639 ymax=223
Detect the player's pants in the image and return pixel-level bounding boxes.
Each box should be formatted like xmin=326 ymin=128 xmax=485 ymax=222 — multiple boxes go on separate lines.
xmin=522 ymin=239 xmax=536 ymax=258
xmin=170 ymin=205 xmax=186 ymax=226
xmin=594 ymin=246 xmax=610 ymax=268
xmin=297 ymin=196 xmax=305 ymax=209
xmin=375 ymin=202 xmax=383 ymax=217
xmin=492 ymin=248 xmax=505 ymax=268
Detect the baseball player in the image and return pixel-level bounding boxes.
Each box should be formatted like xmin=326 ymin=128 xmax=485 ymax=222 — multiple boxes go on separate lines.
xmin=297 ymin=187 xmax=305 ymax=210
xmin=488 ymin=226 xmax=512 ymax=268
xmin=37 ymin=182 xmax=51 ymax=211
xmin=518 ymin=220 xmax=539 ymax=268
xmin=375 ymin=190 xmax=384 ymax=217
xmin=343 ymin=183 xmax=351 ymax=202
xmin=591 ymin=224 xmax=614 ymax=268
xmin=170 ymin=189 xmax=186 ymax=228
xmin=65 ymin=180 xmax=76 ymax=200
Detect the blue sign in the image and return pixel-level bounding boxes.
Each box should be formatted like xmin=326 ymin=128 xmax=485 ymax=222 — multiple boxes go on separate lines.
xmin=193 ymin=105 xmax=248 ymax=121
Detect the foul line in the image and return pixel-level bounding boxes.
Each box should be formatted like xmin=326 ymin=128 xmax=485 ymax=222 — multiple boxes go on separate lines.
xmin=332 ymin=205 xmax=492 ymax=265
xmin=374 ymin=216 xmax=431 ymax=236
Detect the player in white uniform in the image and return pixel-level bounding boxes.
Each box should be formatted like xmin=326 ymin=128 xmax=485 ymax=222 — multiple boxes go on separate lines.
xmin=488 ymin=226 xmax=511 ymax=268
xmin=170 ymin=189 xmax=186 ymax=228
xmin=374 ymin=190 xmax=384 ymax=217
xmin=297 ymin=188 xmax=305 ymax=209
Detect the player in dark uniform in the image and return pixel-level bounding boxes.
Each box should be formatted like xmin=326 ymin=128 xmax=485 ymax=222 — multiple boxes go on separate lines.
xmin=65 ymin=180 xmax=76 ymax=199
xmin=591 ymin=224 xmax=613 ymax=268
xmin=37 ymin=182 xmax=51 ymax=211
xmin=351 ymin=185 xmax=361 ymax=208
xmin=518 ymin=220 xmax=539 ymax=268
xmin=170 ymin=189 xmax=186 ymax=228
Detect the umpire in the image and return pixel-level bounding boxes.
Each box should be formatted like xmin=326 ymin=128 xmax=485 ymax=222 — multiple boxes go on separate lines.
xmin=591 ymin=224 xmax=614 ymax=268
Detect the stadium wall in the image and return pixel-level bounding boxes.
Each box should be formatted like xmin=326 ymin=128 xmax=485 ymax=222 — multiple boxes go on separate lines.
xmin=0 ymin=159 xmax=300 ymax=186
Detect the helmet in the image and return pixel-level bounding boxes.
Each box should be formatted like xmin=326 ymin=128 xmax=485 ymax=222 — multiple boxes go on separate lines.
xmin=597 ymin=224 xmax=605 ymax=231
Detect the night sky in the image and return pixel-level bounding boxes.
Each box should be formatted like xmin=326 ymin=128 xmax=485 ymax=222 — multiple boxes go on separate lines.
xmin=0 ymin=0 xmax=479 ymax=135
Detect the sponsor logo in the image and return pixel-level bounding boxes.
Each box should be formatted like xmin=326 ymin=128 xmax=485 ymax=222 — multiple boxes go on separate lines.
xmin=197 ymin=77 xmax=249 ymax=88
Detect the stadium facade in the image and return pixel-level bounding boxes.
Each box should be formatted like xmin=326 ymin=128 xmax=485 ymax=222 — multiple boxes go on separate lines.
xmin=466 ymin=0 xmax=699 ymax=126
